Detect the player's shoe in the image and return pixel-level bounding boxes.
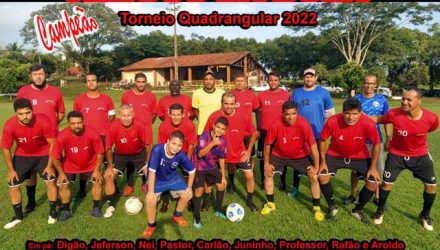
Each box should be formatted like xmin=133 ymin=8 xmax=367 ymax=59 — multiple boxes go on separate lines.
xmin=313 ymin=206 xmax=325 ymax=221
xmin=260 ymin=202 xmax=276 ymax=215
xmin=172 ymin=216 xmax=189 ymax=227
xmin=193 ymin=219 xmax=202 ymax=229
xmin=419 ymin=214 xmax=434 ymax=231
xmin=326 ymin=206 xmax=338 ymax=220
xmin=47 ymin=215 xmax=57 ymax=225
xmin=351 ymin=209 xmax=369 ymax=224
xmin=23 ymin=203 xmax=36 ymax=215
xmin=103 ymin=206 xmax=115 ymax=218
xmin=247 ymin=200 xmax=258 ymax=212
xmin=91 ymin=207 xmax=102 ymax=218
xmin=342 ymin=195 xmax=357 ymax=205
xmin=143 ymin=226 xmax=156 ymax=238
xmin=373 ymin=210 xmax=384 ymax=225
xmin=59 ymin=211 xmax=72 ymax=222
xmin=287 ymin=187 xmax=299 ymax=198
xmin=123 ymin=186 xmax=134 ymax=196
xmin=214 ymin=211 xmax=228 ymax=220
xmin=4 ymin=217 xmax=22 ymax=229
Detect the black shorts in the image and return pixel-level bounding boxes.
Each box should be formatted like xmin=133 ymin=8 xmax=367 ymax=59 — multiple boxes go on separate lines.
xmin=193 ymin=168 xmax=222 ymax=188
xmin=65 ymin=172 xmax=93 ymax=183
xmin=113 ymin=148 xmax=147 ymax=176
xmin=257 ymin=130 xmax=267 ymax=159
xmin=243 ymin=135 xmax=256 ymax=157
xmin=9 ymin=155 xmax=53 ymax=187
xmin=383 ymin=153 xmax=436 ymax=185
xmin=227 ymin=162 xmax=252 ymax=172
xmin=269 ymin=155 xmax=313 ymax=175
xmin=321 ymin=155 xmax=375 ymax=182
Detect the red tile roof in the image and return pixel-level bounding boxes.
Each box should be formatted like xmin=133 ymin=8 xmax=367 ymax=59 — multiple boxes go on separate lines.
xmin=119 ymin=51 xmax=250 ymax=71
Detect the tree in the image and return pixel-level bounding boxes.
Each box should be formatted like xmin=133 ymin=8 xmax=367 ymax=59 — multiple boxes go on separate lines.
xmin=427 ymin=23 xmax=440 ymax=90
xmin=20 ymin=3 xmax=136 ymax=75
xmin=291 ymin=3 xmax=439 ymax=66
xmin=334 ymin=62 xmax=365 ymax=96
xmin=0 ymin=58 xmax=30 ymax=93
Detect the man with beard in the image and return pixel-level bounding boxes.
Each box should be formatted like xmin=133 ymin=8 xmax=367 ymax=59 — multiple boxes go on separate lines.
xmin=121 ymin=73 xmax=156 ymax=195
xmin=158 ymin=79 xmax=193 ymax=121
xmin=2 ymin=98 xmax=58 ymax=228
xmin=17 ymin=63 xmax=65 ymax=215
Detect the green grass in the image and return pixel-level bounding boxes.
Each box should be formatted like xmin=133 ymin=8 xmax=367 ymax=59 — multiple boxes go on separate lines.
xmin=0 ymin=84 xmax=439 ymax=249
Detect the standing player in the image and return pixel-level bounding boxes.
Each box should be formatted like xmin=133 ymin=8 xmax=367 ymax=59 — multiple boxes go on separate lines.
xmin=52 ymin=111 xmax=105 ymax=221
xmin=372 ymin=88 xmax=438 ymax=231
xmin=73 ymin=73 xmax=115 ymax=199
xmin=121 ymin=73 xmax=156 ymax=194
xmin=17 ymin=63 xmax=65 ymax=214
xmin=103 ymin=104 xmax=152 ymax=218
xmin=290 ymin=68 xmax=334 ymax=198
xmin=205 ymin=92 xmax=258 ymax=211
xmin=261 ymin=101 xmax=324 ymax=221
xmin=257 ymin=72 xmax=290 ymax=189
xmin=157 ymin=79 xmax=193 ymax=121
xmin=228 ymin=74 xmax=260 ymax=194
xmin=318 ymin=98 xmax=380 ymax=223
xmin=343 ymin=74 xmax=391 ymax=205
xmin=143 ymin=131 xmax=195 ymax=239
xmin=2 ymin=98 xmax=58 ymax=228
xmin=193 ymin=116 xmax=228 ymax=228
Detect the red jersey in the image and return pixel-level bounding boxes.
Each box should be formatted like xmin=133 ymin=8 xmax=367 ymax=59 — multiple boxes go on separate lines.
xmin=106 ymin=120 xmax=152 ymax=155
xmin=157 ymin=94 xmax=193 ymax=121
xmin=320 ymin=113 xmax=380 ymax=159
xmin=383 ymin=107 xmax=439 ymax=157
xmin=121 ymin=90 xmax=157 ymax=125
xmin=1 ymin=114 xmax=54 ymax=156
xmin=204 ymin=110 xmax=256 ymax=163
xmin=73 ymin=93 xmax=115 ymax=136
xmin=157 ymin=118 xmax=197 ymax=154
xmin=257 ymin=89 xmax=290 ymax=131
xmin=52 ymin=126 xmax=104 ymax=173
xmin=231 ymin=89 xmax=259 ymax=118
xmin=17 ymin=84 xmax=65 ymax=133
xmin=266 ymin=115 xmax=316 ymax=159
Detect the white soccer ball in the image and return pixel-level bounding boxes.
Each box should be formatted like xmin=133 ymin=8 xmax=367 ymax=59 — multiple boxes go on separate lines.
xmin=124 ymin=197 xmax=143 ymax=215
xmin=226 ymin=203 xmax=245 ymax=222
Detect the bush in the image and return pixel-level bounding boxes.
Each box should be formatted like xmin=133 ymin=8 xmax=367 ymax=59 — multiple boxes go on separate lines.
xmin=0 ymin=58 xmax=30 ymax=93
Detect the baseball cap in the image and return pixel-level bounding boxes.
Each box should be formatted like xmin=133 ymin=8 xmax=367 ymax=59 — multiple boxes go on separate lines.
xmin=205 ymin=70 xmax=215 ymax=78
xmin=303 ymin=68 xmax=316 ymax=76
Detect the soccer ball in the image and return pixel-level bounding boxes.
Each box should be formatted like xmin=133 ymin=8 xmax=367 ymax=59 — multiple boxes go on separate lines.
xmin=124 ymin=197 xmax=143 ymax=215
xmin=226 ymin=203 xmax=245 ymax=222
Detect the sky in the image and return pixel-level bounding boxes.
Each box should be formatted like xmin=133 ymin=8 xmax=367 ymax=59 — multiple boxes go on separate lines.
xmin=0 ymin=2 xmax=439 ymax=50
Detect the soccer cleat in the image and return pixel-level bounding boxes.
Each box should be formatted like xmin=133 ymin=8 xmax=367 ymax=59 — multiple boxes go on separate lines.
xmin=172 ymin=216 xmax=189 ymax=227
xmin=123 ymin=186 xmax=134 ymax=196
xmin=260 ymin=202 xmax=276 ymax=215
xmin=4 ymin=217 xmax=22 ymax=229
xmin=351 ymin=210 xmax=369 ymax=224
xmin=47 ymin=215 xmax=57 ymax=225
xmin=23 ymin=203 xmax=36 ymax=215
xmin=193 ymin=219 xmax=202 ymax=229
xmin=247 ymin=200 xmax=258 ymax=212
xmin=326 ymin=206 xmax=338 ymax=220
xmin=419 ymin=214 xmax=434 ymax=231
xmin=59 ymin=211 xmax=72 ymax=222
xmin=91 ymin=207 xmax=102 ymax=218
xmin=287 ymin=187 xmax=299 ymax=198
xmin=214 ymin=211 xmax=228 ymax=220
xmin=373 ymin=210 xmax=384 ymax=225
xmin=103 ymin=206 xmax=115 ymax=218
xmin=159 ymin=201 xmax=169 ymax=213
xmin=313 ymin=206 xmax=325 ymax=221
xmin=342 ymin=195 xmax=357 ymax=205
xmin=141 ymin=184 xmax=147 ymax=194
xmin=143 ymin=226 xmax=156 ymax=238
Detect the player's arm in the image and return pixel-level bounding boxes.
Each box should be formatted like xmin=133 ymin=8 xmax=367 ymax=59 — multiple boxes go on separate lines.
xmin=145 ymin=144 xmax=152 ymax=175
xmin=263 ymin=143 xmax=273 ymax=177
xmin=384 ymin=123 xmax=392 ymax=151
xmin=324 ymin=108 xmax=335 ymax=119
xmin=187 ymin=144 xmax=195 ymax=159
xmin=192 ymin=108 xmax=199 ymax=121
xmin=198 ymin=138 xmax=218 ymax=158
xmin=241 ymin=131 xmax=257 ymax=162
xmin=2 ymin=148 xmax=18 ymax=184
xmin=57 ymin=112 xmax=65 ymax=124
xmin=318 ymin=139 xmax=328 ymax=174
xmin=52 ymin=157 xmax=68 ymax=186
xmin=104 ymin=147 xmax=114 ymax=181
xmin=308 ymin=143 xmax=320 ymax=179
xmin=43 ymin=138 xmax=56 ymax=178
xmin=219 ymin=158 xmax=226 ymax=188
xmin=92 ymin=153 xmax=104 ymax=183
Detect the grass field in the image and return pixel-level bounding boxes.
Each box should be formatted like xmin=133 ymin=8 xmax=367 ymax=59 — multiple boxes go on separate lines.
xmin=0 ymin=84 xmax=439 ymax=249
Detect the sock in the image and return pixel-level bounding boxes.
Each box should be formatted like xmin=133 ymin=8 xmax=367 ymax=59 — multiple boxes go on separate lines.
xmin=93 ymin=200 xmax=100 ymax=208
xmin=266 ymin=194 xmax=274 ymax=203
xmin=320 ymin=182 xmax=335 ymax=207
xmin=293 ymin=170 xmax=300 ymax=189
xmin=79 ymin=180 xmax=87 ymax=194
xmin=107 ymin=193 xmax=116 ymax=207
xmin=421 ymin=192 xmax=436 ymax=217
xmin=202 ymin=192 xmax=210 ymax=206
xmin=378 ymin=188 xmax=391 ymax=212
xmin=49 ymin=201 xmax=57 ymax=215
xmin=148 ymin=222 xmax=156 ymax=228
xmin=63 ymin=202 xmax=71 ymax=212
xmin=26 ymin=185 xmax=36 ymax=206
xmin=173 ymin=210 xmax=182 ymax=217
xmin=312 ymin=198 xmax=320 ymax=207
xmin=259 ymin=159 xmax=264 ymax=183
xmin=215 ymin=190 xmax=225 ymax=212
xmin=247 ymin=192 xmax=254 ymax=203
xmin=228 ymin=174 xmax=235 ymax=187
xmin=126 ymin=167 xmax=134 ymax=187
xmin=354 ymin=186 xmax=375 ymax=211
xmin=192 ymin=196 xmax=202 ymax=221
xmin=13 ymin=203 xmax=24 ymax=220
xmin=280 ymin=167 xmax=287 ymax=186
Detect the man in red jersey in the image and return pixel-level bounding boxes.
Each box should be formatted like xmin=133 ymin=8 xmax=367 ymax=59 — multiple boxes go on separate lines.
xmin=228 ymin=74 xmax=260 ymax=194
xmin=318 ymin=98 xmax=380 ymax=224
xmin=73 ymin=73 xmax=115 ymax=199
xmin=17 ymin=63 xmax=65 ymax=215
xmin=256 ymin=72 xmax=290 ymax=189
xmin=52 ymin=111 xmax=105 ymax=221
xmin=204 ymin=92 xmax=258 ymax=211
xmin=372 ymin=88 xmax=439 ymax=231
xmin=121 ymin=72 xmax=156 ymax=195
xmin=158 ymin=79 xmax=193 ymax=121
xmin=260 ymin=101 xmax=324 ymax=221
xmin=102 ymin=104 xmax=153 ymax=218
xmin=2 ymin=98 xmax=58 ymax=229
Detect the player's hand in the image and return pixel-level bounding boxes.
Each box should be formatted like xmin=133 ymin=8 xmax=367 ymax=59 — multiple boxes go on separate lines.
xmin=185 ymin=186 xmax=193 ymax=198
xmin=308 ymin=167 xmax=318 ymax=179
xmin=318 ymin=163 xmax=328 ymax=175
xmin=367 ymin=167 xmax=380 ymax=183
xmin=240 ymin=151 xmax=250 ymax=163
xmin=57 ymin=173 xmax=68 ymax=186
xmin=92 ymin=169 xmax=103 ymax=184
xmin=384 ymin=138 xmax=391 ymax=152
xmin=43 ymin=166 xmax=56 ymax=179
xmin=104 ymin=167 xmax=114 ymax=181
xmin=264 ymin=163 xmax=274 ymax=177
xmin=212 ymin=136 xmax=222 ymax=146
xmin=7 ymin=170 xmax=19 ymax=184
xmin=221 ymin=175 xmax=227 ymax=189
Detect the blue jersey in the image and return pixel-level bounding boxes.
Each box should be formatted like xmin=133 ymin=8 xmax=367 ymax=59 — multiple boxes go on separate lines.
xmin=291 ymin=86 xmax=334 ymax=139
xmin=354 ymin=93 xmax=389 ymax=142
xmin=148 ymin=144 xmax=195 ymax=188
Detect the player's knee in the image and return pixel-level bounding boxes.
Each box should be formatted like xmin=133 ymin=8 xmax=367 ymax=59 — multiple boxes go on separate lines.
xmin=424 ymin=184 xmax=437 ymax=194
xmin=366 ymin=181 xmax=377 ymax=191
xmin=318 ymin=175 xmax=330 ymax=184
xmin=380 ymin=182 xmax=393 ymax=191
xmin=146 ymin=194 xmax=156 ymax=204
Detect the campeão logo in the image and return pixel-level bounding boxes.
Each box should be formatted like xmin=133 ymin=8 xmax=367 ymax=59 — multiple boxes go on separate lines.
xmin=34 ymin=6 xmax=99 ymax=53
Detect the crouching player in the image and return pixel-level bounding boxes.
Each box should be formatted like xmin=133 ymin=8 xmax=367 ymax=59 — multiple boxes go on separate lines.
xmin=143 ymin=131 xmax=195 ymax=238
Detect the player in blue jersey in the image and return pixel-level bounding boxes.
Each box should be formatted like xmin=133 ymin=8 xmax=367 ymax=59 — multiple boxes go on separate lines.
xmin=143 ymin=131 xmax=195 ymax=238
xmin=343 ymin=74 xmax=392 ymax=206
xmin=288 ymin=68 xmax=335 ymax=197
